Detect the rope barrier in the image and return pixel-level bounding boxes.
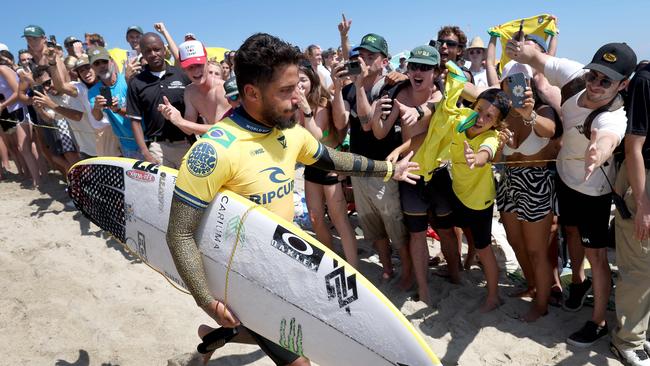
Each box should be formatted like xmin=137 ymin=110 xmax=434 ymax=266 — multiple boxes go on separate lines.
xmin=0 ymin=117 xmax=138 ymax=141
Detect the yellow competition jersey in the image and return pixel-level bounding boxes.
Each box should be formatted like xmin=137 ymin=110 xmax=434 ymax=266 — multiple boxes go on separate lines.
xmin=412 ymin=61 xmax=471 ymax=181
xmin=488 ymin=14 xmax=557 ymax=73
xmin=174 ymin=108 xmax=323 ymax=221
xmin=450 ymin=127 xmax=498 ymax=210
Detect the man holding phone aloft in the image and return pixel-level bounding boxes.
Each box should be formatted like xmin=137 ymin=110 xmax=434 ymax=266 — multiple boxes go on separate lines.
xmin=331 ymin=32 xmax=411 ymax=287
xmin=507 ymin=40 xmax=636 ymax=347
xmin=87 ymin=46 xmax=140 ymax=158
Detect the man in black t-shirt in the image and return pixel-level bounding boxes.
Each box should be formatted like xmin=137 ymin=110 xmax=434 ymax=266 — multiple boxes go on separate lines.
xmin=331 ymin=32 xmax=410 ymax=287
xmin=611 ymin=62 xmax=650 ymax=365
xmin=127 ymin=33 xmax=192 ymax=168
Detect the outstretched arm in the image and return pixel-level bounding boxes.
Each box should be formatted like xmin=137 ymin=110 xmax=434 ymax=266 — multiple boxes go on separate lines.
xmin=310 ymin=145 xmax=420 ymax=184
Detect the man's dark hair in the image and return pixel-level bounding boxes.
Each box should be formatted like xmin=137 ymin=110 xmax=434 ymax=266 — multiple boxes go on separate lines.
xmin=32 ymin=65 xmax=50 ymax=80
xmin=437 ymin=25 xmax=468 ymax=61
xmin=477 ymin=88 xmax=511 ymax=121
xmin=86 ymin=33 xmax=105 ymax=47
xmin=234 ymin=33 xmax=303 ymax=95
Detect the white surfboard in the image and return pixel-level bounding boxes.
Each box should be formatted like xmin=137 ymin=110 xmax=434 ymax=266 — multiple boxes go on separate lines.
xmin=68 ymin=157 xmax=441 ymax=366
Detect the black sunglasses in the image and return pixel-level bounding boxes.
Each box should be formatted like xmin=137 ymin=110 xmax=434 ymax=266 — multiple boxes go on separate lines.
xmin=585 ymin=71 xmax=613 ymax=89
xmin=437 ymin=39 xmax=459 ymax=48
xmin=407 ymin=63 xmax=435 ymax=72
xmin=40 ymin=79 xmax=52 ymax=88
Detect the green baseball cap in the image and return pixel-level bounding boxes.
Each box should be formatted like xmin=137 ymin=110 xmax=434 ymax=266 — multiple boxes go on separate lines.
xmin=353 ymin=33 xmax=388 ymax=57
xmin=407 ymin=45 xmax=440 ymax=66
xmin=224 ymin=76 xmax=239 ymax=98
xmin=126 ymin=25 xmax=144 ymax=35
xmin=22 ymin=25 xmax=45 ymax=38
xmin=87 ymin=46 xmax=111 ymax=64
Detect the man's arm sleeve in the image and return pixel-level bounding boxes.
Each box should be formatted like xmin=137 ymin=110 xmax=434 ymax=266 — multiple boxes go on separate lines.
xmin=126 ymin=79 xmax=142 ymax=121
xmin=166 ymin=198 xmax=214 ymax=307
xmin=627 ymin=75 xmax=650 ymax=136
xmin=544 ymin=57 xmax=585 ymax=88
xmin=309 ymin=145 xmax=392 ymax=178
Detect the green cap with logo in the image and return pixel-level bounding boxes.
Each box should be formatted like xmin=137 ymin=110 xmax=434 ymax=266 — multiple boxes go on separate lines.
xmin=87 ymin=46 xmax=111 ymax=64
xmin=407 ymin=45 xmax=440 ymax=66
xmin=22 ymin=25 xmax=45 ymax=38
xmin=353 ymin=33 xmax=388 ymax=57
xmin=224 ymin=76 xmax=239 ymax=98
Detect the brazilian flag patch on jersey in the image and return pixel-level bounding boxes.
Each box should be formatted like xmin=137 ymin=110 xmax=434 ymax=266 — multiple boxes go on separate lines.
xmin=204 ymin=127 xmax=237 ymax=149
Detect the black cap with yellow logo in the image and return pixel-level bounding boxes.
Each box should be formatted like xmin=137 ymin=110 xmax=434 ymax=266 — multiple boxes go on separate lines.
xmin=584 ymin=42 xmax=637 ymax=81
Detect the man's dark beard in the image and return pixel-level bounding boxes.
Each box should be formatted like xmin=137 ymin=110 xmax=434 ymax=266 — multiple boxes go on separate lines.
xmin=261 ymin=103 xmax=298 ymax=130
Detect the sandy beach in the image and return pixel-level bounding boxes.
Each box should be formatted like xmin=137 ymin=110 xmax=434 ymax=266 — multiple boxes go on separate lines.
xmin=0 ymin=166 xmax=626 ymax=366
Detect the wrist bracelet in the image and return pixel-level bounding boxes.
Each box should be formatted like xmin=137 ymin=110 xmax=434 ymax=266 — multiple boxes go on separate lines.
xmin=383 ymin=162 xmax=393 ymax=182
xmin=523 ymin=110 xmax=537 ymax=126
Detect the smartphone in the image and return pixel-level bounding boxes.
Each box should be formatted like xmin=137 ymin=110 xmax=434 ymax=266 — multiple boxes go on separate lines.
xmin=380 ymin=90 xmax=392 ymax=120
xmin=127 ymin=49 xmax=139 ymax=62
xmin=517 ymin=19 xmax=525 ymax=42
xmin=506 ymin=72 xmax=528 ymax=108
xmin=100 ymin=86 xmax=113 ymax=107
xmin=33 ymin=85 xmax=45 ymax=95
xmin=345 ymin=60 xmax=362 ymax=76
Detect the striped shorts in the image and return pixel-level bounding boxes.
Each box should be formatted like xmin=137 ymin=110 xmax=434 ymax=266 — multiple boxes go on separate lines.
xmin=497 ymin=166 xmax=557 ymax=222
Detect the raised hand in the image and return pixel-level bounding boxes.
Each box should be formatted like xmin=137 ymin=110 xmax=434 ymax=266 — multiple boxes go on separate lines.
xmin=513 ymin=88 xmax=535 ymax=120
xmin=392 ymin=151 xmax=420 ymax=184
xmin=464 ymin=140 xmax=476 ymax=169
xmin=157 ymin=95 xmax=181 ymax=124
xmin=338 ymin=13 xmax=352 ymax=37
xmin=154 ymin=22 xmax=167 ymax=34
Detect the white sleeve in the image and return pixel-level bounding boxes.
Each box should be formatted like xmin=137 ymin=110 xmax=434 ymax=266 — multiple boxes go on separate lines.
xmin=592 ymin=107 xmax=627 ymax=142
xmin=544 ymin=57 xmax=586 ymax=88
xmin=75 ymin=83 xmax=110 ymax=130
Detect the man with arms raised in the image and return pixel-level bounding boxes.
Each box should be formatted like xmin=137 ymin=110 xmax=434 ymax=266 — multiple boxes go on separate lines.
xmin=157 ymin=39 xmax=231 ymax=135
xmin=167 ymin=33 xmax=418 ymax=366
xmin=508 ymin=39 xmax=636 ymax=348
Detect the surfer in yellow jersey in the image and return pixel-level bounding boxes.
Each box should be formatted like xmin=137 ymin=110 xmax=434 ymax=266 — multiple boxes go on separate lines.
xmin=166 ymin=33 xmax=420 ymax=365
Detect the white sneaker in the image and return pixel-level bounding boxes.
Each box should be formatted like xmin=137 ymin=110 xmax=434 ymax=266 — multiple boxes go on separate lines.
xmin=645 ymin=340 xmax=650 ymax=355
xmin=611 ymin=342 xmax=650 ymax=366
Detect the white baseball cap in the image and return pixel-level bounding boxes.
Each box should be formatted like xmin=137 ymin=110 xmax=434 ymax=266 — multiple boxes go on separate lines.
xmin=0 ymin=43 xmax=9 ymax=52
xmin=501 ymin=60 xmax=534 ymax=80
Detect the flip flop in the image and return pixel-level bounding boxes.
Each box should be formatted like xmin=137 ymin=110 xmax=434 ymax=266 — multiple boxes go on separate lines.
xmin=197 ymin=327 xmax=239 ymax=354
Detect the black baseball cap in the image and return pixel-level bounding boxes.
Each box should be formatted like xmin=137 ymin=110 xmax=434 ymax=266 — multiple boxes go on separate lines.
xmin=584 ymin=42 xmax=637 ymax=81
xmin=64 ymin=36 xmax=81 ymax=47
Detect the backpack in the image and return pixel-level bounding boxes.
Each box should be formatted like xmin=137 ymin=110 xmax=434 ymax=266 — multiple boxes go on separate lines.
xmin=560 ymin=77 xmax=625 ymax=140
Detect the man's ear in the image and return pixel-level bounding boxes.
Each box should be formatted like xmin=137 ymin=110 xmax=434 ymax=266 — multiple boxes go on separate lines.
xmin=243 ymin=84 xmax=260 ymax=102
xmin=618 ymin=79 xmax=630 ymax=92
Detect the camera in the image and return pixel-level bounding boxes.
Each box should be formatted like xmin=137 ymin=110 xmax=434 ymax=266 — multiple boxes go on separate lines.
xmin=345 ymin=60 xmax=361 ymax=76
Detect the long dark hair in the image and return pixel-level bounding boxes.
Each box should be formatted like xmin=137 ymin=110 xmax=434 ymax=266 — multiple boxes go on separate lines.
xmin=299 ymin=61 xmax=330 ymax=110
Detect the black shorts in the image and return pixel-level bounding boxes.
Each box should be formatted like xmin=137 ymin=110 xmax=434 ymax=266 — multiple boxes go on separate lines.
xmin=556 ymin=176 xmax=612 ymax=249
xmin=399 ymin=178 xmax=429 ymax=232
xmin=452 ymin=197 xmax=494 ymax=250
xmin=304 ymin=165 xmax=339 ymax=185
xmin=247 ymin=327 xmax=301 ymax=365
xmin=427 ymin=167 xmax=456 ymax=229
xmin=0 ymin=107 xmax=25 ymax=132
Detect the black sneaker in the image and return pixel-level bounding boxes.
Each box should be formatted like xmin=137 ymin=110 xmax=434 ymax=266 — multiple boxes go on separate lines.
xmin=566 ymin=321 xmax=608 ymax=347
xmin=563 ymin=278 xmax=592 ymax=312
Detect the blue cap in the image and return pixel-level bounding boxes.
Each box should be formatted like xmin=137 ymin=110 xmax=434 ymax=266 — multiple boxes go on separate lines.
xmin=349 ymin=49 xmax=359 ymax=58
xmin=525 ymin=34 xmax=547 ymax=53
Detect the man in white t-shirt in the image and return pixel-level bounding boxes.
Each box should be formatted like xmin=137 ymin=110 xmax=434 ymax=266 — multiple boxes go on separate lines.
xmin=305 ymin=44 xmax=333 ymax=89
xmin=507 ymin=40 xmax=637 ymax=348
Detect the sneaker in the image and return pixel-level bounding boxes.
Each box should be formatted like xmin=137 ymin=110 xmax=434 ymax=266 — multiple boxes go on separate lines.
xmin=563 ymin=278 xmax=593 ymax=312
xmin=611 ymin=343 xmax=650 ymax=366
xmin=566 ymin=321 xmax=608 ymax=347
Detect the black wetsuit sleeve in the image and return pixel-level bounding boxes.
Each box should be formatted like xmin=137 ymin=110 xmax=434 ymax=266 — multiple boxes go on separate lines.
xmin=309 ymin=145 xmax=392 ymax=178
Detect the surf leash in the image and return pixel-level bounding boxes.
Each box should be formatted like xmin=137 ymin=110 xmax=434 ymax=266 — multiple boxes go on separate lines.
xmin=222 ymin=205 xmax=257 ymax=310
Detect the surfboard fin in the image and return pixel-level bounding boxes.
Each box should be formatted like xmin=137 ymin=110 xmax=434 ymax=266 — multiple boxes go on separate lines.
xmin=197 ymin=327 xmax=239 ymax=354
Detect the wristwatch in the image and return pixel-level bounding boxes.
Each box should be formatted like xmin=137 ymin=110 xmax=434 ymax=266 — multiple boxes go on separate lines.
xmin=303 ymin=110 xmax=314 ymax=118
xmin=415 ymin=105 xmax=424 ymax=120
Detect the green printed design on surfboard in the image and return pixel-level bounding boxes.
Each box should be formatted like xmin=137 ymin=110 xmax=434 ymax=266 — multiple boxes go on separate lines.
xmin=279 ymin=317 xmax=304 ymax=356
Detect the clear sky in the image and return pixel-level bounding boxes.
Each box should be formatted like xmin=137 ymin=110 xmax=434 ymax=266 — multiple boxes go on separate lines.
xmin=1 ymin=0 xmax=648 ymax=64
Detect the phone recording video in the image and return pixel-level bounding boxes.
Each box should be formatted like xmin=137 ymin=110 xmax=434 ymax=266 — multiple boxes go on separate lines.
xmin=506 ymin=72 xmax=528 ymax=108
xmin=100 ymin=86 xmax=113 ymax=107
xmin=345 ymin=60 xmax=362 ymax=76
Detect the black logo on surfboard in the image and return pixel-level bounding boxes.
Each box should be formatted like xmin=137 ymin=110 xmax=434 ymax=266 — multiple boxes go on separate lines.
xmin=325 ymin=259 xmax=358 ymax=312
xmin=271 ymin=225 xmax=324 ymax=271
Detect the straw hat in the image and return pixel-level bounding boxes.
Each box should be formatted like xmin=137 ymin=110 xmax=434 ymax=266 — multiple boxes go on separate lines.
xmin=467 ymin=36 xmax=485 ymax=50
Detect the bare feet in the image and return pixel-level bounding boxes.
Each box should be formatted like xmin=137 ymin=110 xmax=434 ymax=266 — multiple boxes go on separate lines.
xmin=398 ymin=275 xmax=414 ymax=291
xmin=381 ymin=269 xmax=395 ymax=283
xmin=508 ymin=287 xmax=536 ymax=298
xmin=520 ymin=305 xmax=548 ymax=322
xmin=479 ymin=296 xmax=503 ymax=313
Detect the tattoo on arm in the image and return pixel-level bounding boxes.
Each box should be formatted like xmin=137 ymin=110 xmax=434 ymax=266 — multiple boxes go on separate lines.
xmin=310 ymin=145 xmax=391 ymax=178
xmin=358 ymin=114 xmax=370 ymax=125
xmin=166 ymin=197 xmax=214 ymax=307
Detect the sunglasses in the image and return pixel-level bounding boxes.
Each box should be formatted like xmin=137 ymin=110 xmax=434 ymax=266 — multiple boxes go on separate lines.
xmin=40 ymin=79 xmax=52 ymax=88
xmin=469 ymin=49 xmax=484 ymax=55
xmin=227 ymin=94 xmax=239 ymax=101
xmin=407 ymin=63 xmax=436 ymax=72
xmin=437 ymin=39 xmax=459 ymax=48
xmin=585 ymin=71 xmax=614 ymax=89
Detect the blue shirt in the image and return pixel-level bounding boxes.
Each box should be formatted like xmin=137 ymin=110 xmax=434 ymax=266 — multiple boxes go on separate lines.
xmin=88 ymin=73 xmax=138 ymax=152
